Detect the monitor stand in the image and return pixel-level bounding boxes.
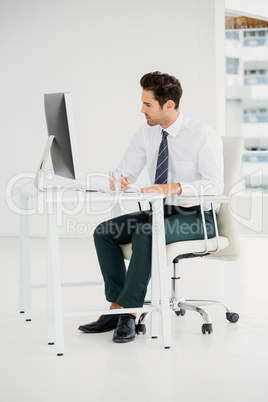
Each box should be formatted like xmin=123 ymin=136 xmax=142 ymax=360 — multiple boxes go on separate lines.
xmin=34 ymin=135 xmax=102 ymax=192
xmin=34 ymin=135 xmax=95 ymax=192
xmin=34 ymin=135 xmax=56 ymax=191
xmin=34 ymin=135 xmax=81 ymax=191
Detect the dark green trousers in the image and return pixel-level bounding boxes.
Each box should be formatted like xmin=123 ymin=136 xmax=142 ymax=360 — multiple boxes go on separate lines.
xmin=93 ymin=205 xmax=215 ymax=308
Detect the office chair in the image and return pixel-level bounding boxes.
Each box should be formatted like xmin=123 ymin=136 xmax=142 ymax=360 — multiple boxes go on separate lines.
xmin=120 ymin=136 xmax=244 ymax=336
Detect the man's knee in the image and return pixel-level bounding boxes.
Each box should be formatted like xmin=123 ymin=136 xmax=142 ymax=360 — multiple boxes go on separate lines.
xmin=93 ymin=219 xmax=127 ymax=244
xmin=93 ymin=222 xmax=107 ymax=244
xmin=131 ymin=223 xmax=152 ymax=247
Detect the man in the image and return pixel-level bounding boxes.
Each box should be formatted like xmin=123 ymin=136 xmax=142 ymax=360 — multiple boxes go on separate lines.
xmin=79 ymin=71 xmax=224 ymax=343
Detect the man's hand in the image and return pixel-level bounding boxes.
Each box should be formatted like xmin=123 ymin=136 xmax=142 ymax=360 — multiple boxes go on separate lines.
xmin=121 ymin=176 xmax=131 ymax=191
xmin=140 ymin=183 xmax=181 ymax=197
xmin=110 ymin=176 xmax=131 ymax=191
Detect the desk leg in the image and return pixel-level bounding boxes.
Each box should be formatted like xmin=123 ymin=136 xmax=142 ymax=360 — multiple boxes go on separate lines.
xmin=111 ymin=197 xmax=121 ymax=218
xmin=19 ymin=193 xmax=32 ymax=321
xmin=150 ymin=229 xmax=160 ymax=339
xmin=47 ymin=204 xmax=64 ymax=356
xmin=47 ymin=233 xmax=55 ymax=346
xmin=152 ymin=199 xmax=172 ymax=349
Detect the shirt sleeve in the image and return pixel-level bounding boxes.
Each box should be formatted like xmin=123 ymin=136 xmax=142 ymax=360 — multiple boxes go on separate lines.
xmin=180 ymin=131 xmax=224 ymax=197
xmin=119 ymin=128 xmax=147 ymax=183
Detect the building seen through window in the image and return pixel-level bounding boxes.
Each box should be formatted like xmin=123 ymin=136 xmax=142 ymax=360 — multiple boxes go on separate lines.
xmin=225 ymin=14 xmax=268 ymax=190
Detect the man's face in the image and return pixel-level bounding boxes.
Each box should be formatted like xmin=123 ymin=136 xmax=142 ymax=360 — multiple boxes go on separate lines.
xmin=141 ymin=90 xmax=169 ymax=127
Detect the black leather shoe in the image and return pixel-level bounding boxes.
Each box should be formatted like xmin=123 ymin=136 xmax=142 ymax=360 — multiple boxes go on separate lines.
xmin=78 ymin=314 xmax=122 ymax=333
xmin=112 ymin=314 xmax=136 ymax=343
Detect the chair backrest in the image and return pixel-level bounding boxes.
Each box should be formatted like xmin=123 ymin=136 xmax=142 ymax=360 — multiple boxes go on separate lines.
xmin=210 ymin=136 xmax=244 ymax=260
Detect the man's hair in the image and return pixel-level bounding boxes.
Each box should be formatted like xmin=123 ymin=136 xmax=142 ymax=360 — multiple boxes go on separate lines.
xmin=140 ymin=71 xmax=183 ymax=110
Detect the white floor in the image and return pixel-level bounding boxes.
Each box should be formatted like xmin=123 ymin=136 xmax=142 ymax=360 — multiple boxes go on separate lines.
xmin=1 ymin=236 xmax=268 ymax=402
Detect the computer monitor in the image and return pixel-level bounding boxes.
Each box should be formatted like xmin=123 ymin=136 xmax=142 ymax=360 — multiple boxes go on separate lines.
xmin=34 ymin=92 xmax=81 ymax=190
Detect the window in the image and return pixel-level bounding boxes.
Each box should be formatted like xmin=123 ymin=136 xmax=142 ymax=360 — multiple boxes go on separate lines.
xmin=243 ymin=108 xmax=268 ymax=123
xmin=226 ymin=57 xmax=240 ymax=74
xmin=226 ymin=31 xmax=240 ymax=40
xmin=225 ymin=13 xmax=268 ymax=191
xmin=244 ymin=69 xmax=268 ymax=85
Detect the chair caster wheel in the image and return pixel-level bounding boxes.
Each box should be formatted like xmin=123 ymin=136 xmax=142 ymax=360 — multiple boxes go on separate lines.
xmin=175 ymin=309 xmax=186 ymax=316
xmin=136 ymin=323 xmax=146 ymax=335
xmin=226 ymin=312 xmax=239 ymax=323
xmin=202 ymin=323 xmax=213 ymax=334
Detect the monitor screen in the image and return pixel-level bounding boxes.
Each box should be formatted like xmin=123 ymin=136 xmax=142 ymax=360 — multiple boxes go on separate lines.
xmin=44 ymin=92 xmax=81 ymax=180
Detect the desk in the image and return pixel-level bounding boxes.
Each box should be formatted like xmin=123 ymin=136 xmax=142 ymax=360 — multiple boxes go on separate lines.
xmin=19 ymin=185 xmax=172 ymax=355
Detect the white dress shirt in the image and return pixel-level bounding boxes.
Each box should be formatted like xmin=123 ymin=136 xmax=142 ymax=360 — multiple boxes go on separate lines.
xmin=119 ymin=113 xmax=224 ymax=207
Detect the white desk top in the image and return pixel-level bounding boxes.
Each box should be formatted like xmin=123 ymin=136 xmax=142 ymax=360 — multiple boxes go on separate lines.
xmin=19 ymin=182 xmax=225 ymax=208
xmin=19 ymin=183 xmax=164 ymax=204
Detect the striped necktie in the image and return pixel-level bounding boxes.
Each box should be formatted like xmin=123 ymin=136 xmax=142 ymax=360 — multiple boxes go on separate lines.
xmin=154 ymin=130 xmax=169 ymax=185
xmin=149 ymin=130 xmax=169 ymax=222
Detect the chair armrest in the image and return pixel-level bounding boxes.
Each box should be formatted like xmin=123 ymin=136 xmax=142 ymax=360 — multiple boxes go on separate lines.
xmin=177 ymin=195 xmax=228 ymax=208
xmin=175 ymin=196 xmax=227 ymax=255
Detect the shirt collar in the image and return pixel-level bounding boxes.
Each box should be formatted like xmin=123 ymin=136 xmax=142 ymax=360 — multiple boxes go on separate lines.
xmin=161 ymin=112 xmax=183 ymax=138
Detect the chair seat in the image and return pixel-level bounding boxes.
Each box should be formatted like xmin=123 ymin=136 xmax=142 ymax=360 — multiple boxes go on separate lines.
xmin=120 ymin=236 xmax=229 ymax=265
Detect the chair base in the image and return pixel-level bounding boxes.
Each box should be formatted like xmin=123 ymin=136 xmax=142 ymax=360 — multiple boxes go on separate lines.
xmin=136 ymin=298 xmax=239 ymax=336
xmin=135 ymin=256 xmax=240 ymax=336
xmin=171 ymin=297 xmax=239 ymax=334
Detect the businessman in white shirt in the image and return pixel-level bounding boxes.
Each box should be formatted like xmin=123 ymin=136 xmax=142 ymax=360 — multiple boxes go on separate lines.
xmin=79 ymin=71 xmax=224 ymax=343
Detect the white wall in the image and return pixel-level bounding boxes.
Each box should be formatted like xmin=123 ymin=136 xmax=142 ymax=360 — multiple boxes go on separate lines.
xmin=1 ymin=0 xmax=225 ymax=236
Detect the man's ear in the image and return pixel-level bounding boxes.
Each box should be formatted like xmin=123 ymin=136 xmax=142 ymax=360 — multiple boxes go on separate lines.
xmin=165 ymin=99 xmax=175 ymax=111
